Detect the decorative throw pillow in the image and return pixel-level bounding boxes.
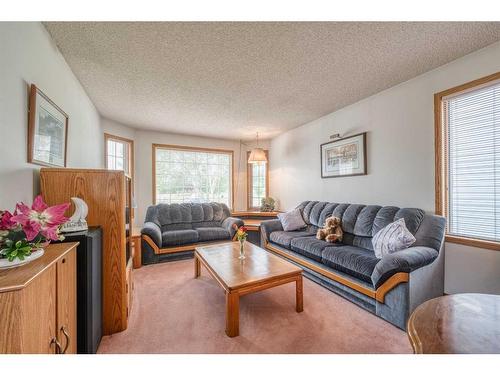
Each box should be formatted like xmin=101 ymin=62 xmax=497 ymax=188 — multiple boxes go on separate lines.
xmin=277 ymin=209 xmax=307 ymax=232
xmin=372 ymin=218 xmax=416 ymax=259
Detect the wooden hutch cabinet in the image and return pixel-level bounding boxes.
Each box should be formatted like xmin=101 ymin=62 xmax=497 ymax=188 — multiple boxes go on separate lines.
xmin=41 ymin=168 xmax=133 ymax=335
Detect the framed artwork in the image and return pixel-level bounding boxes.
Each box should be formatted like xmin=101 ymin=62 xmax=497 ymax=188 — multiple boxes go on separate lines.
xmin=320 ymin=132 xmax=367 ymax=178
xmin=28 ymin=84 xmax=68 ymax=167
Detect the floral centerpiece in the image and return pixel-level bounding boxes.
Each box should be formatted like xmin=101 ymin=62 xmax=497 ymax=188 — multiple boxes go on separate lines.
xmin=0 ymin=195 xmax=69 ymax=266
xmin=232 ymin=224 xmax=248 ymax=259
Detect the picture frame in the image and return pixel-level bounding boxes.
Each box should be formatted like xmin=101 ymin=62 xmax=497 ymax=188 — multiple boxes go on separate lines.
xmin=28 ymin=84 xmax=68 ymax=167
xmin=320 ymin=132 xmax=367 ymax=178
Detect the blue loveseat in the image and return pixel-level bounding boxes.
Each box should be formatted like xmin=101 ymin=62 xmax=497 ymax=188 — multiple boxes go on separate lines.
xmin=261 ymin=201 xmax=446 ymax=330
xmin=141 ymin=202 xmax=243 ymax=264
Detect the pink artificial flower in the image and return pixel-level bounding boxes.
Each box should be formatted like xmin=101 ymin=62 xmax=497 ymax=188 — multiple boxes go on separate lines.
xmin=32 ymin=195 xmax=48 ymax=212
xmin=21 ymin=219 xmax=42 ymax=241
xmin=41 ymin=225 xmax=61 ymax=242
xmin=0 ymin=210 xmax=16 ymax=230
xmin=12 ymin=195 xmax=70 ymax=242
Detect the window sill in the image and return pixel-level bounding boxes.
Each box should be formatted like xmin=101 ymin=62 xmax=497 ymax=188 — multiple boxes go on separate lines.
xmin=233 ymin=211 xmax=279 ymax=217
xmin=445 ymin=234 xmax=500 ymax=251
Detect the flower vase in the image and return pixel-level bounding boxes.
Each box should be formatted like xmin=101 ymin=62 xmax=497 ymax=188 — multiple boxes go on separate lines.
xmin=238 ymin=239 xmax=246 ymax=259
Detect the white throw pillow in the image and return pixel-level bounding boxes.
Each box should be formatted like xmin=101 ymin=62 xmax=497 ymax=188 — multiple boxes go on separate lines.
xmin=372 ymin=218 xmax=416 ymax=259
xmin=277 ymin=209 xmax=307 ymax=232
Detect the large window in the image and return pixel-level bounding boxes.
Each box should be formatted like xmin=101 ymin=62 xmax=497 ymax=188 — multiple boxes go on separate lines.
xmin=247 ymin=150 xmax=269 ymax=210
xmin=105 ymin=133 xmax=133 ymax=177
xmin=435 ymin=72 xmax=500 ymax=250
xmin=153 ymin=144 xmax=233 ymax=207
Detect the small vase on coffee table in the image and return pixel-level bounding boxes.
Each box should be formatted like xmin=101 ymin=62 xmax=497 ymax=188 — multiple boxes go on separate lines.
xmin=238 ymin=239 xmax=246 ymax=259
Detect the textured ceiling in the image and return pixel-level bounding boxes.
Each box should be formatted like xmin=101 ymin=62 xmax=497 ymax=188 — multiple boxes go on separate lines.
xmin=44 ymin=22 xmax=500 ymax=140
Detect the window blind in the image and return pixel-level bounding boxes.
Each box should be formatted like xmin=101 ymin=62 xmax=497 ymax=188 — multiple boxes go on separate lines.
xmin=444 ymin=80 xmax=500 ymax=241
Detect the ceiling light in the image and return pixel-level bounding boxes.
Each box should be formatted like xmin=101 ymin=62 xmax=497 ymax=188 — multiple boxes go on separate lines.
xmin=248 ymin=133 xmax=267 ymax=164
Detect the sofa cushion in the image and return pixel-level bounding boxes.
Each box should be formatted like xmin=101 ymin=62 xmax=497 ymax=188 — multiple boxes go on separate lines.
xmin=308 ymin=202 xmax=328 ymax=227
xmin=147 ymin=202 xmax=231 ymax=227
xmin=277 ymin=209 xmax=307 ymax=231
xmin=372 ymin=218 xmax=416 ymax=258
xmin=332 ymin=203 xmax=349 ymax=222
xmin=196 ymin=227 xmax=230 ymax=242
xmin=342 ymin=233 xmax=374 ymax=251
xmin=341 ymin=204 xmax=366 ymax=234
xmin=290 ymin=237 xmax=340 ymax=262
xmin=413 ymin=214 xmax=446 ymax=252
xmin=318 ymin=203 xmax=338 ymax=227
xmin=162 ymin=223 xmax=193 ymax=231
xmin=298 ymin=201 xmax=426 ymax=233
xmin=394 ymin=208 xmax=425 ymax=235
xmin=371 ymin=206 xmax=400 ymax=236
xmin=269 ymin=230 xmax=315 ymax=249
xmin=321 ymin=246 xmax=380 ymax=284
xmin=301 ymin=201 xmax=319 ymax=225
xmin=192 ymin=221 xmax=222 ymax=229
xmin=158 ymin=203 xmax=192 ymax=226
xmin=353 ymin=205 xmax=382 ymax=236
xmin=191 ymin=204 xmax=204 ymax=222
xmin=200 ymin=202 xmax=231 ymax=222
xmin=371 ymin=246 xmax=438 ymax=288
xmin=162 ymin=229 xmax=199 ymax=247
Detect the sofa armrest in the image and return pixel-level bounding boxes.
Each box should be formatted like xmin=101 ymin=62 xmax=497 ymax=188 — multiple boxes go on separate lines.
xmin=260 ymin=219 xmax=284 ymax=243
xmin=222 ymin=217 xmax=245 ymax=238
xmin=371 ymin=246 xmax=439 ymax=289
xmin=141 ymin=221 xmax=162 ymax=248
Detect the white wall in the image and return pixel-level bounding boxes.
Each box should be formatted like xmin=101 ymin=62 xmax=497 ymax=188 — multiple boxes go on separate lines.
xmin=0 ymin=22 xmax=103 ymax=209
xmin=102 ymin=117 xmax=137 ymax=140
xmin=270 ymin=41 xmax=500 ymax=295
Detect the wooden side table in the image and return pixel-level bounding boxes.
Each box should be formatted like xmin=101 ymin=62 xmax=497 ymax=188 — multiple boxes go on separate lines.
xmin=131 ymin=227 xmax=142 ymax=269
xmin=231 ymin=211 xmax=279 ymax=245
xmin=407 ymin=293 xmax=500 ymax=354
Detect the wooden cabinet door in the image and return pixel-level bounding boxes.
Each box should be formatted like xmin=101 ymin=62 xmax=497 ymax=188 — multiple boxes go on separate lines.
xmin=0 ymin=265 xmax=57 ymax=353
xmin=56 ymin=248 xmax=77 ymax=354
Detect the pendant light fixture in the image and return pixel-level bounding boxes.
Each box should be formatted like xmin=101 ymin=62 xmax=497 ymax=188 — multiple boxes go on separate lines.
xmin=247 ymin=132 xmax=267 ymax=164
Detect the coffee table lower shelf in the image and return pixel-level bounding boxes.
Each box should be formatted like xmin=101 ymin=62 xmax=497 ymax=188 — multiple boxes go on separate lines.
xmin=194 ymin=243 xmax=303 ymax=337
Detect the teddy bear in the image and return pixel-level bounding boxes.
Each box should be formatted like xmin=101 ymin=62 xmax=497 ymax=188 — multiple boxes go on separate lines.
xmin=316 ymin=216 xmax=343 ymax=243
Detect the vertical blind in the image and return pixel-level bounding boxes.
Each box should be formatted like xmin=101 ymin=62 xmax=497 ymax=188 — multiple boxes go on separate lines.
xmin=444 ymin=80 xmax=500 ymax=241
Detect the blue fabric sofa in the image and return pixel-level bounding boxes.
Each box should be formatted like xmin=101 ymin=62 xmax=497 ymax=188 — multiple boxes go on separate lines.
xmin=261 ymin=201 xmax=446 ymax=330
xmin=141 ymin=202 xmax=243 ymax=264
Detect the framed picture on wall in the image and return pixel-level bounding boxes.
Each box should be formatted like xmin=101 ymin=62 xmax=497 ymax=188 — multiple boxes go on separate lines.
xmin=320 ymin=132 xmax=367 ymax=178
xmin=28 ymin=84 xmax=68 ymax=167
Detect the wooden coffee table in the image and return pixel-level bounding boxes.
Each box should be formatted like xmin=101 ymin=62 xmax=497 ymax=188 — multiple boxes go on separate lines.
xmin=194 ymin=241 xmax=303 ymax=337
xmin=407 ymin=293 xmax=500 ymax=353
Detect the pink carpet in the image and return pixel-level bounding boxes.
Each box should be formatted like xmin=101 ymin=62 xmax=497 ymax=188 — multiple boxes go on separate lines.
xmin=98 ymin=259 xmax=412 ymax=354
